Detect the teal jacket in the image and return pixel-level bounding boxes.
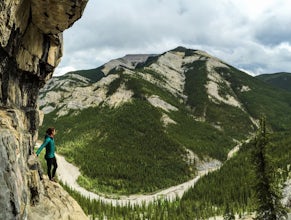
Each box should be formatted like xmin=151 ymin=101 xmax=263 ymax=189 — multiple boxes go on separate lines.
xmin=36 ymin=135 xmax=55 ymax=159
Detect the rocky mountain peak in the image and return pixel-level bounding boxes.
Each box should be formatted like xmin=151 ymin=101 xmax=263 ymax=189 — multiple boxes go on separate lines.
xmin=39 ymin=46 xmax=254 ymax=129
xmin=101 ymin=54 xmax=156 ymax=75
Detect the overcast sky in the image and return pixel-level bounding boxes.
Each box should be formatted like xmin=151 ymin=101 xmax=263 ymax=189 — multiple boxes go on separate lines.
xmin=55 ymin=0 xmax=291 ymax=76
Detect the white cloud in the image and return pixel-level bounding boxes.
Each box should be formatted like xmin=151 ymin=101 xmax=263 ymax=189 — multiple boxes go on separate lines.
xmin=54 ymin=66 xmax=76 ymax=76
xmin=55 ymin=0 xmax=291 ymax=76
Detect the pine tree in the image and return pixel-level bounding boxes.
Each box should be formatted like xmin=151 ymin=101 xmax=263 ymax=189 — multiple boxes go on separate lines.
xmin=252 ymin=117 xmax=287 ymax=220
xmin=223 ymin=204 xmax=235 ymax=220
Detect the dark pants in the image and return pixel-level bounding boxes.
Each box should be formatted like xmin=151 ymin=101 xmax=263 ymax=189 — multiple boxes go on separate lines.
xmin=46 ymin=157 xmax=58 ymax=180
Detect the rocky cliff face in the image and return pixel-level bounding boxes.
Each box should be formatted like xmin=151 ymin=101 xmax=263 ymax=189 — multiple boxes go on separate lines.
xmin=0 ymin=1 xmax=88 ymax=219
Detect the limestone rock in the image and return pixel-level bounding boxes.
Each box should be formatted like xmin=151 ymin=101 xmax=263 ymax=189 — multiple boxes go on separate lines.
xmin=30 ymin=0 xmax=88 ymax=34
xmin=27 ymin=164 xmax=88 ymax=220
xmin=1 ymin=0 xmax=88 ymax=76
xmin=0 ymin=0 xmax=88 ymax=219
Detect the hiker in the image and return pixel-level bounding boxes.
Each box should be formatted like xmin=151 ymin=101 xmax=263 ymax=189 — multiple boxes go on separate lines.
xmin=36 ymin=127 xmax=58 ymax=182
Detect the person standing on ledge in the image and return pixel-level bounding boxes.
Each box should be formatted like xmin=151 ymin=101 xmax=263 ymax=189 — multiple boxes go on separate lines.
xmin=36 ymin=127 xmax=58 ymax=182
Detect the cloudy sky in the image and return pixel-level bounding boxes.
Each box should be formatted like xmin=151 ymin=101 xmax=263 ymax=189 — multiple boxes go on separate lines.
xmin=55 ymin=0 xmax=291 ymax=76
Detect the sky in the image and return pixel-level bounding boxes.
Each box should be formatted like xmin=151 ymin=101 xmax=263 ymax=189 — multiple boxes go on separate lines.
xmin=54 ymin=0 xmax=291 ymax=76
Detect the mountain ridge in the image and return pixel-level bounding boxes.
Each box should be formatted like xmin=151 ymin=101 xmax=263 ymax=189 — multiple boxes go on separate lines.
xmin=256 ymin=72 xmax=291 ymax=92
xmin=41 ymin=47 xmax=291 ymax=131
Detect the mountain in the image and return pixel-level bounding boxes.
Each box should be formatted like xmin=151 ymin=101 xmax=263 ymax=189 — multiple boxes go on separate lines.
xmin=256 ymin=72 xmax=291 ymax=92
xmin=38 ymin=47 xmax=291 ymax=197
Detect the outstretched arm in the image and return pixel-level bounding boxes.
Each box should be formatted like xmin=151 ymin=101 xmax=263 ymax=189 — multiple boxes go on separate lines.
xmin=36 ymin=138 xmax=49 ymax=156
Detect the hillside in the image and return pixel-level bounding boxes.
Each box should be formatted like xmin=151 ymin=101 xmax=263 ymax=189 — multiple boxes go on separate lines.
xmin=256 ymin=72 xmax=291 ymax=92
xmin=38 ymin=47 xmax=291 ymax=196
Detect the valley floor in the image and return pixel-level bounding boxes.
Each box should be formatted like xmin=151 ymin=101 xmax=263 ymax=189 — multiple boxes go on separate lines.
xmin=33 ymin=140 xmax=244 ymax=206
xmin=56 ymin=152 xmax=221 ymax=206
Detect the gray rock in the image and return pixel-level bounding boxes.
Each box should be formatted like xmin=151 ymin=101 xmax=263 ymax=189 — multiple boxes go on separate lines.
xmin=0 ymin=0 xmax=88 ymax=219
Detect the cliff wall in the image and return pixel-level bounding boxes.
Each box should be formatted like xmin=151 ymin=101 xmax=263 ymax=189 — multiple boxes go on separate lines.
xmin=0 ymin=1 xmax=88 ymax=219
